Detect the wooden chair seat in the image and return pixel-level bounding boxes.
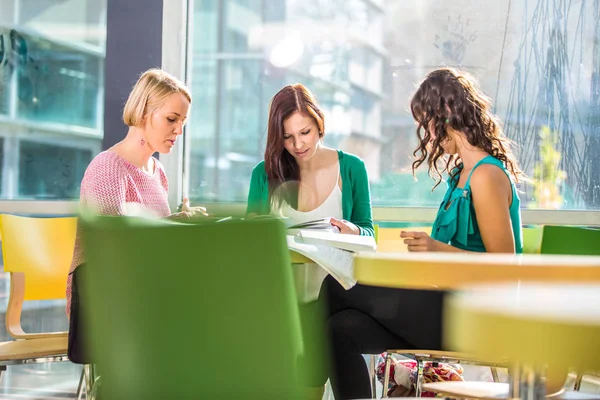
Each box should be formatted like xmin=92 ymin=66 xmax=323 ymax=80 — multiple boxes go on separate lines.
xmin=0 ymin=336 xmax=68 ymax=362
xmin=424 ymin=381 xmax=600 ymax=399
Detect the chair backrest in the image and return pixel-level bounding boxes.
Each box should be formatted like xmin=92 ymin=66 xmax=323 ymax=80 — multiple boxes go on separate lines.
xmin=0 ymin=214 xmax=77 ymax=301
xmin=80 ymin=216 xmax=304 ymax=399
xmin=522 ymin=226 xmax=544 ymax=254
xmin=540 ymin=225 xmax=600 ymax=255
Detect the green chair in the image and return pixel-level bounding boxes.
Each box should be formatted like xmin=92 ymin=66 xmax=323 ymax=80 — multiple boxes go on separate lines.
xmin=540 ymin=224 xmax=600 ymax=391
xmin=79 ymin=216 xmax=305 ymax=399
xmin=540 ymin=225 xmax=600 ymax=255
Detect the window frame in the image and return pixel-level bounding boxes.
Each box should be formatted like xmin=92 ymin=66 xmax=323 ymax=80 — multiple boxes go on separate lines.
xmin=3 ymin=1 xmax=600 ymax=226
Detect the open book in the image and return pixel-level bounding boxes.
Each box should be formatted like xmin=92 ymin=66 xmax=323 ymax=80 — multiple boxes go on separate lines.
xmin=287 ymin=235 xmax=356 ymax=290
xmin=297 ymin=230 xmax=376 ymax=252
xmin=286 ymin=217 xmax=340 ymax=234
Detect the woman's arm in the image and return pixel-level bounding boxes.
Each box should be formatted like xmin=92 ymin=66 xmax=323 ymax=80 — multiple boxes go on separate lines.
xmin=401 ymin=165 xmax=515 ymax=253
xmin=350 ymin=158 xmax=374 ymax=236
xmin=469 ymin=164 xmax=516 ymax=253
xmin=400 ymin=231 xmax=471 ymax=252
xmin=246 ymin=162 xmax=268 ymax=216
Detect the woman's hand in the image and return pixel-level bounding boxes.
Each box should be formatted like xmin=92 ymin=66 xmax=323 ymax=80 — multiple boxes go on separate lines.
xmin=330 ymin=218 xmax=360 ymax=235
xmin=181 ymin=197 xmax=208 ymax=216
xmin=400 ymin=231 xmax=441 ymax=252
xmin=173 ymin=197 xmax=209 ymax=220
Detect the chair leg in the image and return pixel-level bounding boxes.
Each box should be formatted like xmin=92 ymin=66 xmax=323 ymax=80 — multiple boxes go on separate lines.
xmin=76 ymin=368 xmax=85 ymax=400
xmin=491 ymin=367 xmax=499 ymax=383
xmin=370 ymin=355 xmax=377 ymax=398
xmin=415 ymin=358 xmax=424 ymax=398
xmin=84 ymin=364 xmax=98 ymax=399
xmin=574 ymin=372 xmax=583 ymax=391
xmin=382 ymin=353 xmax=392 ymax=398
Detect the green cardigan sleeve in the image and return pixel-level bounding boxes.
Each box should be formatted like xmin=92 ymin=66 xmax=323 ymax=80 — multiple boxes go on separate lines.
xmin=246 ymin=161 xmax=270 ymax=216
xmin=340 ymin=152 xmax=374 ymax=237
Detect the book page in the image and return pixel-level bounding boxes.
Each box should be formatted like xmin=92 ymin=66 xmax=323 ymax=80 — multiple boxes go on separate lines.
xmin=287 ymin=217 xmax=332 ymax=229
xmin=287 ymin=235 xmax=356 ymax=290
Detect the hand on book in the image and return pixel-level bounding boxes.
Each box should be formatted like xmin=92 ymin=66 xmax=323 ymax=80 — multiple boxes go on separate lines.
xmin=330 ymin=218 xmax=360 ymax=235
xmin=177 ymin=197 xmax=209 ymax=220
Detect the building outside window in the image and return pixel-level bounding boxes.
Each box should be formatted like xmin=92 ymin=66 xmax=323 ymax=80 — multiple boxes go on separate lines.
xmin=188 ymin=0 xmax=600 ymax=212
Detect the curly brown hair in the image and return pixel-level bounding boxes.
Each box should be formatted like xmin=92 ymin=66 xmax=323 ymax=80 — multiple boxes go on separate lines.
xmin=410 ymin=68 xmax=523 ymax=188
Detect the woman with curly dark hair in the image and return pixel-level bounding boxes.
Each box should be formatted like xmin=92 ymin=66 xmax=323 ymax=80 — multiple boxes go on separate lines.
xmin=326 ymin=68 xmax=525 ymax=400
xmin=401 ymin=67 xmax=524 ymax=253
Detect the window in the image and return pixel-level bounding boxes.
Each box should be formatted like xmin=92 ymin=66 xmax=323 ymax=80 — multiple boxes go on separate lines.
xmin=187 ymin=0 xmax=600 ymax=211
xmin=0 ymin=0 xmax=105 ymax=200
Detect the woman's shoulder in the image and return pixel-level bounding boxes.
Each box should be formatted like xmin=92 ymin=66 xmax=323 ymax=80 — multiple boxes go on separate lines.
xmin=337 ymin=149 xmax=366 ymax=169
xmin=469 ymin=162 xmax=513 ymax=193
xmin=84 ymin=151 xmax=128 ymax=178
xmin=251 ymin=160 xmax=267 ymax=178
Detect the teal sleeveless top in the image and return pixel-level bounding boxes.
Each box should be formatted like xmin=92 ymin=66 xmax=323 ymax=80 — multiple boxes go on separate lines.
xmin=431 ymin=155 xmax=523 ymax=253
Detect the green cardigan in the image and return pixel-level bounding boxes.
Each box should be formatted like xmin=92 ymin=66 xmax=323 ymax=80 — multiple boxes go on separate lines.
xmin=246 ymin=150 xmax=374 ymax=236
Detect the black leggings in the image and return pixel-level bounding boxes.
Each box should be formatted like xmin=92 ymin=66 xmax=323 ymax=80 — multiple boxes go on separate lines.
xmin=303 ymin=276 xmax=446 ymax=399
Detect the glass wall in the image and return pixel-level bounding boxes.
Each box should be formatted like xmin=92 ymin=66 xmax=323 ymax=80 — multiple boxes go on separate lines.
xmin=0 ymin=0 xmax=106 ymax=396
xmin=0 ymin=0 xmax=105 ymax=200
xmin=187 ymin=0 xmax=600 ymax=211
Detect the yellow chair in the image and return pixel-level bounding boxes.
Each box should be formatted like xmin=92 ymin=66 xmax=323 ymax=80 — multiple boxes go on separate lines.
xmin=0 ymin=214 xmax=77 ymax=378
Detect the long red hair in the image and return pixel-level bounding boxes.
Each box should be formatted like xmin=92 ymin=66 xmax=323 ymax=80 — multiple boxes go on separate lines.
xmin=264 ymin=84 xmax=325 ymax=208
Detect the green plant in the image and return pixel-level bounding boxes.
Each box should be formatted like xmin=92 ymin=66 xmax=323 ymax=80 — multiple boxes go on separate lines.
xmin=529 ymin=126 xmax=566 ymax=209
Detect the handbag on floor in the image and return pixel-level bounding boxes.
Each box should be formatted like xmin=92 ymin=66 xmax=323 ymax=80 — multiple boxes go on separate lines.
xmin=376 ymin=353 xmax=464 ymax=397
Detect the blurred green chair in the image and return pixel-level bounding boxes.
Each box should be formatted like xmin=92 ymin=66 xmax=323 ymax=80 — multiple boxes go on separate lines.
xmin=540 ymin=225 xmax=600 ymax=256
xmin=522 ymin=226 xmax=544 ymax=254
xmin=79 ymin=216 xmax=305 ymax=399
xmin=540 ymin=224 xmax=600 ymax=391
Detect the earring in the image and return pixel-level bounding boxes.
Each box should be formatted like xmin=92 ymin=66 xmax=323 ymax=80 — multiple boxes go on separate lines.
xmin=445 ymin=119 xmax=450 ymax=124
xmin=140 ymin=138 xmax=145 ymax=147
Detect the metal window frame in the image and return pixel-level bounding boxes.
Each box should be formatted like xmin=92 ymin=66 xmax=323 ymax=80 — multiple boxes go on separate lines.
xmin=159 ymin=0 xmax=190 ymax=210
xmin=0 ymin=201 xmax=598 ymax=227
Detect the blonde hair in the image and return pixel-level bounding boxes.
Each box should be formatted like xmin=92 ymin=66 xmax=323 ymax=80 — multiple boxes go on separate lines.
xmin=122 ymin=68 xmax=191 ymax=127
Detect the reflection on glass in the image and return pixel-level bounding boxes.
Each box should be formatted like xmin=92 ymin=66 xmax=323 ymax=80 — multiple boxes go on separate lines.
xmin=15 ymin=32 xmax=102 ymax=128
xmin=0 ymin=0 xmax=105 ymax=200
xmin=19 ymin=140 xmax=92 ymax=199
xmin=188 ymin=0 xmax=600 ymax=210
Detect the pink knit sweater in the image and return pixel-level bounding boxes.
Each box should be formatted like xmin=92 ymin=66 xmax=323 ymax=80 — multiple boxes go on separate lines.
xmin=66 ymin=151 xmax=171 ymax=315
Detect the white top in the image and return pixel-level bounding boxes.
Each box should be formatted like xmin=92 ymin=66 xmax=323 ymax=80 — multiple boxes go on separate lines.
xmin=272 ymin=165 xmax=343 ymax=302
xmin=272 ymin=165 xmax=343 ymax=224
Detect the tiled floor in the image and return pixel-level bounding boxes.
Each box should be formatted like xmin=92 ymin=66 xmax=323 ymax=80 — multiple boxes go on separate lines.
xmin=0 ymin=363 xmax=80 ymax=399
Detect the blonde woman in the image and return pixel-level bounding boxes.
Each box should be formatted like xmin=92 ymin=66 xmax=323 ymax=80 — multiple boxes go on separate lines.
xmin=67 ymin=68 xmax=205 ymax=317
